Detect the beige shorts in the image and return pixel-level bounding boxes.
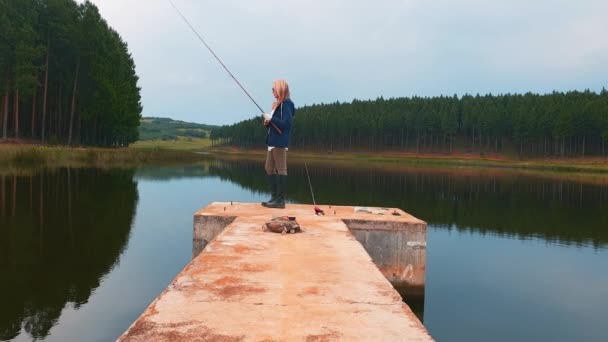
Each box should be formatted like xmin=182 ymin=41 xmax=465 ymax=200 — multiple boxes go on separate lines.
xmin=265 ymin=148 xmax=287 ymax=175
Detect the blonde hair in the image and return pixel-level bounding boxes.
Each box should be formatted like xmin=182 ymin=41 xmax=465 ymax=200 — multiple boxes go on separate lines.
xmin=271 ymin=79 xmax=290 ymax=111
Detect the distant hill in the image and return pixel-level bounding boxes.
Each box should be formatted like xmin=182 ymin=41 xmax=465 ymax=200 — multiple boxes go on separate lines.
xmin=139 ymin=117 xmax=219 ymax=141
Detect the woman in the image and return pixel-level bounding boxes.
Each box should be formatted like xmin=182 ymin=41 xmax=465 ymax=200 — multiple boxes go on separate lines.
xmin=261 ymin=79 xmax=295 ymax=209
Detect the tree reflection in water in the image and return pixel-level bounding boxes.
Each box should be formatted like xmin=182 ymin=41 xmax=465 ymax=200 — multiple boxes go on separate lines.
xmin=2 ymin=160 xmax=605 ymax=340
xmin=205 ymin=159 xmax=608 ymax=248
xmin=0 ymin=169 xmax=138 ymax=341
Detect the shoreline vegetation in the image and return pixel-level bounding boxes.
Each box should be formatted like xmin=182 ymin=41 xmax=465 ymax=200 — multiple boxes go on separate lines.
xmin=1 ymin=142 xmax=607 ymax=174
xmin=215 ymin=148 xmax=608 ymax=170
xmin=0 ymin=144 xmax=208 ymax=171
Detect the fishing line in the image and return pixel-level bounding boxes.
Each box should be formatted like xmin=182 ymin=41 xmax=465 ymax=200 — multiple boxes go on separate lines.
xmin=166 ymin=0 xmax=264 ymax=113
xmin=168 ymin=1 xmax=305 ymax=207
xmin=304 ymin=162 xmax=317 ymax=206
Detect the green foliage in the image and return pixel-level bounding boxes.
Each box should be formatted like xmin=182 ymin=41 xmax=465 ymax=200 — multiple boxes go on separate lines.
xmin=0 ymin=0 xmax=142 ymax=146
xmin=138 ymin=117 xmax=218 ymax=141
xmin=48 ymin=134 xmax=58 ymax=145
xmin=213 ymin=91 xmax=608 ymax=157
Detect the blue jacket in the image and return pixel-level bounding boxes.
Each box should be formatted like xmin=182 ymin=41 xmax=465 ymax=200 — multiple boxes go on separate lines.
xmin=266 ymin=98 xmax=295 ymax=148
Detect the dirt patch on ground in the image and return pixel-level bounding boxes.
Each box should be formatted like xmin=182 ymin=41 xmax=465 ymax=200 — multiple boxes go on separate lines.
xmin=374 ymin=283 xmax=402 ymax=302
xmin=300 ymin=287 xmax=320 ymax=296
xmin=213 ymin=284 xmax=266 ymax=299
xmin=212 ymin=276 xmax=242 ymax=286
xmin=195 ymin=254 xmax=241 ymax=269
xmin=145 ymin=302 xmax=159 ymax=316
xmin=193 ymin=259 xmax=271 ymax=277
xmin=120 ymin=320 xmax=245 ymax=342
xmin=305 ymin=330 xmax=342 ymax=342
xmin=230 ymin=244 xmax=263 ymax=254
xmin=239 ymin=263 xmax=272 ymax=273
xmin=121 ymin=319 xmax=157 ymax=339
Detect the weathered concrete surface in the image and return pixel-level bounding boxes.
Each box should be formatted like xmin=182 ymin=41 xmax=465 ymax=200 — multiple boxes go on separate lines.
xmin=193 ymin=214 xmax=236 ymax=258
xmin=119 ymin=203 xmax=432 ymax=342
xmin=348 ymin=224 xmax=426 ymax=296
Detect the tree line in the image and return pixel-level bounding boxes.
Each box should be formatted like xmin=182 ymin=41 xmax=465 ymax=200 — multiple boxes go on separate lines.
xmin=211 ymin=90 xmax=608 ymax=157
xmin=0 ymin=0 xmax=142 ymax=146
xmin=0 ymin=169 xmax=137 ymax=340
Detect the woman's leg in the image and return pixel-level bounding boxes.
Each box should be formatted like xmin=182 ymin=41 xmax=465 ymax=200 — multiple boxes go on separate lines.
xmin=273 ymin=148 xmax=287 ymax=175
xmin=266 ymin=148 xmax=287 ymax=208
xmin=265 ymin=150 xmax=276 ymax=175
xmin=262 ymin=150 xmax=278 ymax=206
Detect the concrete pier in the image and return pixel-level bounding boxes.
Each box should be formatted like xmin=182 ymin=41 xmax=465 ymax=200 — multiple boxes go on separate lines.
xmin=119 ymin=203 xmax=433 ymax=341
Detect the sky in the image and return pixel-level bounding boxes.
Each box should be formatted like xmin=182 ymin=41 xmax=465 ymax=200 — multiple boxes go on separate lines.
xmin=82 ymin=0 xmax=608 ymax=125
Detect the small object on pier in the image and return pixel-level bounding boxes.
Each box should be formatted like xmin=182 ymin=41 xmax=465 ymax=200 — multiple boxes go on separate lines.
xmin=231 ymin=201 xmax=233 ymax=205
xmin=314 ymin=206 xmax=325 ymax=216
xmin=392 ymin=211 xmax=401 ymax=216
xmin=355 ymin=207 xmax=389 ymax=215
xmin=334 ymin=210 xmax=336 ymax=215
xmin=264 ymin=216 xmax=302 ymax=234
xmin=224 ymin=207 xmax=226 ymax=211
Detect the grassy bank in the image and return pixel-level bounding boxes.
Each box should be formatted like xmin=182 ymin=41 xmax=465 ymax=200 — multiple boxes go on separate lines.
xmin=3 ymin=142 xmax=608 ymax=175
xmin=131 ymin=137 xmax=212 ymax=150
xmin=209 ymin=148 xmax=608 ymax=174
xmin=0 ymin=144 xmax=208 ymax=169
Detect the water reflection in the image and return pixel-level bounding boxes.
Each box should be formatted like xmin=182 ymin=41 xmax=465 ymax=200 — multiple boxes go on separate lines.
xmin=204 ymin=159 xmax=608 ymax=249
xmin=0 ymin=169 xmax=138 ymax=341
xmin=1 ymin=160 xmax=607 ymax=341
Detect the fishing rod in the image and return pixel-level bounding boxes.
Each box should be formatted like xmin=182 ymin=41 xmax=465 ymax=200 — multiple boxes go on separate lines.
xmin=168 ymin=0 xmax=321 ymax=214
xmin=166 ymin=0 xmax=281 ymax=133
xmin=304 ymin=162 xmax=324 ymax=215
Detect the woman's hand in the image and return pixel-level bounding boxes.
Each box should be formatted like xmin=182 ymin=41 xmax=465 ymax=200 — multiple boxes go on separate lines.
xmin=262 ymin=112 xmax=271 ymax=126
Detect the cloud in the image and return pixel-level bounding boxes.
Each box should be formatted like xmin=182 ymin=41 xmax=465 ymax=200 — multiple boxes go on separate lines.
xmin=81 ymin=0 xmax=608 ymax=124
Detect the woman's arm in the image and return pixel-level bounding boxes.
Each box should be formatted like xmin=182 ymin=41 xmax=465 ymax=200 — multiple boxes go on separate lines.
xmin=270 ymin=103 xmax=293 ymax=131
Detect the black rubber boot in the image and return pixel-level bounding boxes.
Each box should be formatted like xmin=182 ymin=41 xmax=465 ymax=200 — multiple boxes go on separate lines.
xmin=266 ymin=175 xmax=286 ymax=209
xmin=262 ymin=175 xmax=278 ymax=207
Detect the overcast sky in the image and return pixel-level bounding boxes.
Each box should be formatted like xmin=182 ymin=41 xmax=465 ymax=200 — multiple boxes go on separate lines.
xmin=83 ymin=0 xmax=608 ymax=125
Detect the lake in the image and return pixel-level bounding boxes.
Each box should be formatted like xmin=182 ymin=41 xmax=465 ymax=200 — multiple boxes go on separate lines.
xmin=1 ymin=158 xmax=607 ymax=341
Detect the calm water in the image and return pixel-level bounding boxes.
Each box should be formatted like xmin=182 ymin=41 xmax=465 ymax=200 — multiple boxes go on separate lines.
xmin=1 ymin=159 xmax=607 ymax=341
